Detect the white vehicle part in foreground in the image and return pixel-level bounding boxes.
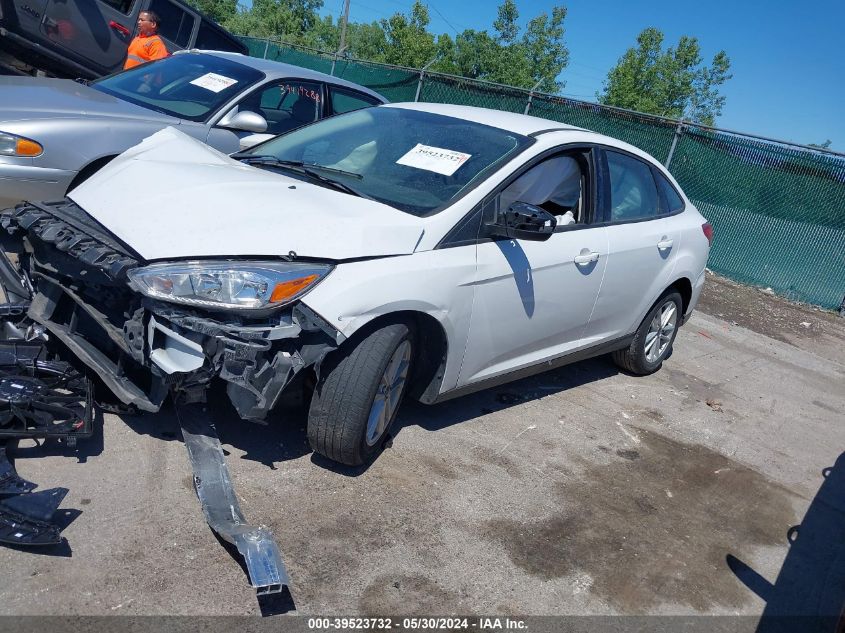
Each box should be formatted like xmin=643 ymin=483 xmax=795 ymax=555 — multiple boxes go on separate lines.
xmin=68 ymin=128 xmax=424 ymax=261
xmin=302 ymin=247 xmax=478 ymax=395
xmin=147 ymin=316 xmax=205 ymax=374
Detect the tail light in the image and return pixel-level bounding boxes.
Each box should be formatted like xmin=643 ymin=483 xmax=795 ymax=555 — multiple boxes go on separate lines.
xmin=702 ymin=222 xmax=714 ymax=247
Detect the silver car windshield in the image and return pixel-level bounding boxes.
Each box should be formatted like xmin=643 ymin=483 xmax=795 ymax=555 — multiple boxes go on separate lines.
xmin=92 ymin=54 xmax=264 ymax=122
xmin=245 ymin=107 xmax=532 ymax=216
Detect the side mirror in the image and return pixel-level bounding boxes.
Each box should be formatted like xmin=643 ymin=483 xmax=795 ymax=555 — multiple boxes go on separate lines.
xmin=485 ymin=202 xmax=556 ymax=242
xmin=219 ymin=110 xmax=268 ymax=133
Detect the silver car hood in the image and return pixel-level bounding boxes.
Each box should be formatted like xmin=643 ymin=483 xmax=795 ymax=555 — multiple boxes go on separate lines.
xmin=0 ymin=77 xmax=180 ymax=124
xmin=69 ymin=127 xmax=425 ymax=261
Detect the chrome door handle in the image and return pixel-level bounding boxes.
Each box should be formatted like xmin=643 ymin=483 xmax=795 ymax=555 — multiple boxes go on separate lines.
xmin=573 ymin=251 xmax=600 ymax=265
xmin=657 ymin=238 xmax=674 ymax=250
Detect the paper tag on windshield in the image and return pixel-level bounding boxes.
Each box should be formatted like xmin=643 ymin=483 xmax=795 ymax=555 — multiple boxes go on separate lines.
xmin=396 ymin=144 xmax=471 ymax=176
xmin=189 ymin=73 xmax=238 ymax=93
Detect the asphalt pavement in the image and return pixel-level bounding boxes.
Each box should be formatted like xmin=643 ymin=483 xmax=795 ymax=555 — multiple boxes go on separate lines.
xmin=0 ymin=299 xmax=843 ymax=619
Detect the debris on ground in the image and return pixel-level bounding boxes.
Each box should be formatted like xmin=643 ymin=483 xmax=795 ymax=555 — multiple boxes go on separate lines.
xmin=705 ymin=399 xmax=723 ymax=412
xmin=0 ymin=320 xmax=93 ymax=547
xmin=0 ymin=445 xmax=69 ymax=546
xmin=177 ymin=404 xmax=289 ymax=596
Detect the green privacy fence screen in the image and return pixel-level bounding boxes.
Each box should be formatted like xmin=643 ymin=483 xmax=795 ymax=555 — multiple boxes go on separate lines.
xmin=241 ymin=36 xmax=845 ymax=310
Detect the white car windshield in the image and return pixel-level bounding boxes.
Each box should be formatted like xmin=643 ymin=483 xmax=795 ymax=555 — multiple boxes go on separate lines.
xmin=244 ymin=107 xmax=532 ymax=216
xmin=92 ymin=54 xmax=264 ymax=122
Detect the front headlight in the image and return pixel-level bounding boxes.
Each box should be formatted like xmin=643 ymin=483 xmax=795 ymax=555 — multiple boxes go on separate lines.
xmin=127 ymin=261 xmax=332 ymax=311
xmin=0 ymin=131 xmax=43 ymax=157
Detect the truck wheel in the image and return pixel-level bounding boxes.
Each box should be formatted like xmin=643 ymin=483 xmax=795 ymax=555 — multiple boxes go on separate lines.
xmin=308 ymin=323 xmax=413 ymax=466
xmin=613 ymin=290 xmax=682 ymax=375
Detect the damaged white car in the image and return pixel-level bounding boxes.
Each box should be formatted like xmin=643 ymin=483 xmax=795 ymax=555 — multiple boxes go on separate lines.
xmin=0 ymin=103 xmax=712 ymax=466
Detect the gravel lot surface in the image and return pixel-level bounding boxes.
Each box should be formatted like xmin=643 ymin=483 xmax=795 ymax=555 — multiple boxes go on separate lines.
xmin=1 ymin=273 xmax=843 ymax=619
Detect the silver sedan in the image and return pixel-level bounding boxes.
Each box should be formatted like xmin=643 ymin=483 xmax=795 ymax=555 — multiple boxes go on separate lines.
xmin=0 ymin=50 xmax=385 ymax=208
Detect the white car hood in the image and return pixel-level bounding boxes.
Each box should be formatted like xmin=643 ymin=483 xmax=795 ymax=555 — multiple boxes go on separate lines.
xmin=68 ymin=128 xmax=425 ymax=261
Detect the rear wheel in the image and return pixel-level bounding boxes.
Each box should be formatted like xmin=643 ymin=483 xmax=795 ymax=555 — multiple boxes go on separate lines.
xmin=613 ymin=291 xmax=681 ymax=375
xmin=307 ymin=323 xmax=413 ymax=466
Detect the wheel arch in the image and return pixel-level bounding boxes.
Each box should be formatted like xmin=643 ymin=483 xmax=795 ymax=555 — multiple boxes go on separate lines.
xmin=332 ymin=309 xmax=449 ymax=404
xmin=66 ymin=155 xmax=118 ymax=194
xmin=667 ymin=276 xmax=693 ymax=317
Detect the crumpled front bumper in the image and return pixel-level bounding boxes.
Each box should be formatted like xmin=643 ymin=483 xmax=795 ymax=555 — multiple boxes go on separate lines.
xmin=0 ymin=199 xmax=342 ymax=421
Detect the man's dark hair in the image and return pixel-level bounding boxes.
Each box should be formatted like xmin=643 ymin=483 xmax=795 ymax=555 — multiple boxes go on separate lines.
xmin=142 ymin=10 xmax=161 ymax=26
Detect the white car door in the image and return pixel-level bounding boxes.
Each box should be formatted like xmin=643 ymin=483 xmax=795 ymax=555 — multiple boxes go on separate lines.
xmin=584 ymin=149 xmax=681 ymax=343
xmin=457 ymin=150 xmax=609 ymax=386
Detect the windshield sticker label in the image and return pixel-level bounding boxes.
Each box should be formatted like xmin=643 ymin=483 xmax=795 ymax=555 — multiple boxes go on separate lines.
xmin=189 ymin=73 xmax=238 ymax=93
xmin=396 ymin=144 xmax=472 ymax=176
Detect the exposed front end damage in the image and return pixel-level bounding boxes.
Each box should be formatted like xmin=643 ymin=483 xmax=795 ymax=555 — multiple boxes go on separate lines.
xmin=0 ymin=199 xmax=342 ymax=420
xmin=0 ymin=198 xmax=344 ymax=594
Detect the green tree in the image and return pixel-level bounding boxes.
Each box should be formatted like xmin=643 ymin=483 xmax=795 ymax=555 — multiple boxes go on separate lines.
xmin=224 ymin=0 xmax=323 ymax=43
xmin=432 ymin=2 xmax=567 ymax=91
xmin=493 ymin=0 xmax=519 ymax=44
xmin=346 ymin=21 xmax=390 ymax=61
xmin=302 ymin=14 xmax=340 ymax=51
xmin=521 ymin=6 xmax=568 ymax=92
xmin=185 ymin=0 xmax=237 ymax=24
xmin=809 ymin=140 xmax=832 ymax=149
xmin=598 ymin=27 xmax=732 ymax=125
xmin=379 ymin=1 xmax=437 ymax=67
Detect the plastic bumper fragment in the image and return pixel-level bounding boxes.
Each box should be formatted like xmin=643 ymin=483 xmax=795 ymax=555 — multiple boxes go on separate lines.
xmin=0 ymin=334 xmax=94 ymax=444
xmin=177 ymin=405 xmax=289 ymax=595
xmin=0 ymin=443 xmax=36 ymax=495
xmin=0 ymin=486 xmax=68 ymax=546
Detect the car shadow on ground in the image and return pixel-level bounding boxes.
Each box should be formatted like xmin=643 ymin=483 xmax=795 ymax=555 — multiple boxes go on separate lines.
xmin=314 ymin=355 xmax=621 ymax=477
xmin=728 ymin=452 xmax=845 ymax=632
xmin=399 ymin=355 xmax=620 ymax=434
xmin=112 ymin=354 xmax=620 ymax=474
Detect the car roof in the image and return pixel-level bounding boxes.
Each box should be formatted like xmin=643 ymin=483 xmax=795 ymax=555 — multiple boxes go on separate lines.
xmin=176 ymin=50 xmax=388 ymax=103
xmin=385 ymin=102 xmax=586 ymax=136
xmin=385 ymin=102 xmax=667 ymax=167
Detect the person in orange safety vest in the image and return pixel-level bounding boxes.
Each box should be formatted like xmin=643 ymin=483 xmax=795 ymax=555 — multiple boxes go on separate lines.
xmin=123 ymin=11 xmax=169 ymax=70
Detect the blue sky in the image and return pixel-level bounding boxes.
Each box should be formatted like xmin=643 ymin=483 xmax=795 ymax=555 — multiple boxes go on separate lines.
xmin=319 ymin=0 xmax=844 ymax=151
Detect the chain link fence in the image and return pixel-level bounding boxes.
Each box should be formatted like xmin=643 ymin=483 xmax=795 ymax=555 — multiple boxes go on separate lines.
xmin=240 ymin=36 xmax=845 ymax=310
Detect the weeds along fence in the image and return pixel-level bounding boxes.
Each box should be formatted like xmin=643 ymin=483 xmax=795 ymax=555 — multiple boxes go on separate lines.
xmin=240 ymin=36 xmax=845 ymax=310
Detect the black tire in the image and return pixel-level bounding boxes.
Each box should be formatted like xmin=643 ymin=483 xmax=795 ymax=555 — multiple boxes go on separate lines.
xmin=612 ymin=290 xmax=682 ymax=375
xmin=308 ymin=323 xmax=413 ymax=466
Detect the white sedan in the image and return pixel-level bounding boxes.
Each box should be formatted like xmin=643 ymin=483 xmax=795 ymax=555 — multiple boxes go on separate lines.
xmin=0 ymin=103 xmax=712 ymax=466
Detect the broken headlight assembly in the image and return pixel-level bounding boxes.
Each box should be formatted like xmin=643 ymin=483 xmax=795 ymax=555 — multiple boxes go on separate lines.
xmin=127 ymin=261 xmax=333 ymax=312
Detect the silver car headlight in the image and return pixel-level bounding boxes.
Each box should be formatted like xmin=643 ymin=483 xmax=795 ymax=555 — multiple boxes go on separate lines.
xmin=0 ymin=131 xmax=43 ymax=157
xmin=127 ymin=261 xmax=333 ymax=311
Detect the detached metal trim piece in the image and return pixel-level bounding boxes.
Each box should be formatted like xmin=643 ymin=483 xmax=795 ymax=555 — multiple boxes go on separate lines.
xmin=176 ymin=405 xmax=289 ymax=596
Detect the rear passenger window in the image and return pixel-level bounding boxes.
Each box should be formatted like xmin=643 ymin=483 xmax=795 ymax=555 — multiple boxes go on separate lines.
xmin=653 ymin=169 xmax=685 ymax=214
xmin=149 ymin=0 xmax=196 ymax=47
xmin=330 ymin=87 xmax=381 ymax=115
xmin=606 ymin=150 xmax=659 ymax=222
xmin=195 ymin=21 xmax=243 ymax=53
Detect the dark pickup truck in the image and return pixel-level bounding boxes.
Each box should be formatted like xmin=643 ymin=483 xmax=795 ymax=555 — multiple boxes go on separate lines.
xmin=0 ymin=0 xmax=246 ymax=78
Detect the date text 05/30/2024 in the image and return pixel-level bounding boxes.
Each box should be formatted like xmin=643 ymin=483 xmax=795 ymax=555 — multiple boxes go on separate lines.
xmin=307 ymin=617 xmax=528 ymax=630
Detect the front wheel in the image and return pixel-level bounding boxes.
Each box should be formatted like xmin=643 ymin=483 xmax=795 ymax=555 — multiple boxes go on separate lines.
xmin=307 ymin=323 xmax=413 ymax=466
xmin=612 ymin=291 xmax=682 ymax=375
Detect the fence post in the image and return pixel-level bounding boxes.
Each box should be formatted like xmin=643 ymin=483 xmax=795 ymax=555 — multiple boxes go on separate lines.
xmin=330 ymin=45 xmax=347 ymax=77
xmin=263 ymin=37 xmax=270 ymax=59
xmin=664 ymin=119 xmax=686 ymax=170
xmin=415 ymin=58 xmax=437 ymax=102
xmin=523 ymin=80 xmax=543 ymax=115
